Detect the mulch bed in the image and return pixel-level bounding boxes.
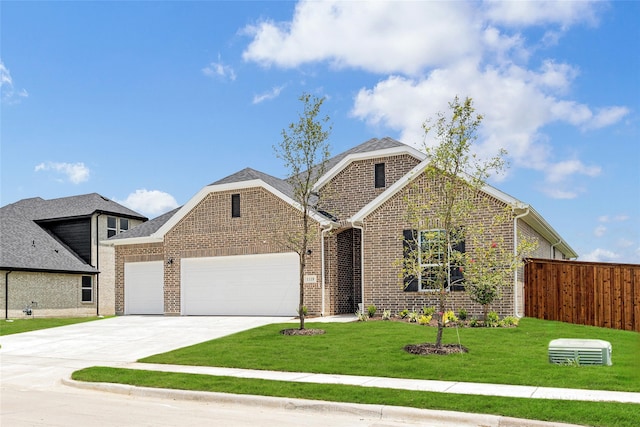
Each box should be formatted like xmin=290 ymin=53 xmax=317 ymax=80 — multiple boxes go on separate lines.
xmin=280 ymin=328 xmax=326 ymax=336
xmin=404 ymin=343 xmax=469 ymax=355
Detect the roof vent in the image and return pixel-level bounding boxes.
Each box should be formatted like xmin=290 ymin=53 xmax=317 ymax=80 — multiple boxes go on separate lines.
xmin=549 ymin=339 xmax=612 ymax=366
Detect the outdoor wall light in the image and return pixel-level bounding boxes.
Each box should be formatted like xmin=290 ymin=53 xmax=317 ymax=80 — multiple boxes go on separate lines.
xmin=167 ymin=258 xmax=173 ymax=265
xmin=306 ymin=249 xmax=312 ymax=255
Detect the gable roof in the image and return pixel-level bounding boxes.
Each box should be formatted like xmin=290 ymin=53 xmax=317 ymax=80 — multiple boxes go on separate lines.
xmin=312 ymin=137 xmax=425 ymax=191
xmin=0 ymin=193 xmax=146 ymax=273
xmin=349 ymin=159 xmax=578 ymax=259
xmin=110 ymin=167 xmax=338 ymax=245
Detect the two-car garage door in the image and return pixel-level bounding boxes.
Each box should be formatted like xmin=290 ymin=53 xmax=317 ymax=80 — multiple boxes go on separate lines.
xmin=181 ymin=253 xmax=299 ymax=316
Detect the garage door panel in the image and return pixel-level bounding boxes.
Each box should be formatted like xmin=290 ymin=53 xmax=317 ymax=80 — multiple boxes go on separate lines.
xmin=181 ymin=253 xmax=299 ymax=316
xmin=124 ymin=261 xmax=164 ymax=315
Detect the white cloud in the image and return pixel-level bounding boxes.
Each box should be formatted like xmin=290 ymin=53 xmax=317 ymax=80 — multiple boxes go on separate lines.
xmin=253 ymin=85 xmax=285 ymax=104
xmin=594 ymin=225 xmax=607 ymax=237
xmin=243 ymin=1 xmax=481 ymax=75
xmin=545 ymin=159 xmax=601 ymax=183
xmin=598 ymin=214 xmax=630 ymax=223
xmin=117 ymin=189 xmax=179 ymax=217
xmin=0 ymin=60 xmax=28 ymax=104
xmin=34 ymin=161 xmax=90 ymax=184
xmin=580 ymin=248 xmax=620 ymax=263
xmin=202 ymin=55 xmax=236 ymax=81
xmin=242 ymin=1 xmax=626 ymax=199
xmin=483 ymin=0 xmax=603 ymax=27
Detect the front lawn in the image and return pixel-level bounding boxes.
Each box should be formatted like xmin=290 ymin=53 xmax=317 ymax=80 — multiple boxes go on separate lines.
xmin=73 ymin=367 xmax=640 ymax=427
xmin=0 ymin=317 xmax=106 ymax=336
xmin=140 ymin=317 xmax=640 ymax=392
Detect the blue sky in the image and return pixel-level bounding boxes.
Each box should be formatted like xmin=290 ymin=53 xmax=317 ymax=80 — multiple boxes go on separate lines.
xmin=1 ymin=1 xmax=638 ymax=263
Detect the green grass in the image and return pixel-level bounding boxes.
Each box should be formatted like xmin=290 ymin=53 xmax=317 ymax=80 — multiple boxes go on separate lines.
xmin=73 ymin=367 xmax=640 ymax=427
xmin=140 ymin=317 xmax=640 ymax=392
xmin=0 ymin=316 xmax=106 ymax=336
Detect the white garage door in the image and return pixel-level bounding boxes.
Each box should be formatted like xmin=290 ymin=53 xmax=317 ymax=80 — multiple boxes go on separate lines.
xmin=124 ymin=261 xmax=164 ymax=315
xmin=181 ymin=253 xmax=299 ymax=316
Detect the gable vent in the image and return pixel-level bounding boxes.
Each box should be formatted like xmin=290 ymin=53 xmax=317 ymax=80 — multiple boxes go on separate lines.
xmin=548 ymin=339 xmax=612 ymax=366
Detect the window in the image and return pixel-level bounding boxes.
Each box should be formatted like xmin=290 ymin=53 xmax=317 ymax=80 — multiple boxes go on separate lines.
xmin=231 ymin=194 xmax=241 ymax=218
xmin=402 ymin=229 xmax=465 ymax=292
xmin=120 ymin=218 xmax=129 ymax=232
xmin=81 ymin=276 xmax=93 ymax=302
xmin=374 ymin=163 xmax=385 ymax=188
xmin=107 ymin=216 xmax=117 ymax=238
xmin=419 ymin=229 xmax=446 ymax=291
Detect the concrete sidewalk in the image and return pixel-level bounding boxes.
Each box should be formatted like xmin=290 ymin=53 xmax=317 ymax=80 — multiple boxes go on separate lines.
xmin=122 ymin=362 xmax=640 ymax=404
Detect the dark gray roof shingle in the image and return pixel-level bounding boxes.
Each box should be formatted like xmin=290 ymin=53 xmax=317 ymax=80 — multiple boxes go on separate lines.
xmin=1 ymin=193 xmax=146 ymax=273
xmin=109 ymin=206 xmax=181 ymax=240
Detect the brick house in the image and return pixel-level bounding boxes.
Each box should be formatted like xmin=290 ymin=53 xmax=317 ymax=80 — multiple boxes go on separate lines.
xmin=110 ymin=138 xmax=576 ymax=318
xmin=0 ymin=193 xmax=146 ymax=318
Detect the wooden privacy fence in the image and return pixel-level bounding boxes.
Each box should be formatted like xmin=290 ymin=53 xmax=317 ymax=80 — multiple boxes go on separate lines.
xmin=524 ymin=258 xmax=640 ymax=332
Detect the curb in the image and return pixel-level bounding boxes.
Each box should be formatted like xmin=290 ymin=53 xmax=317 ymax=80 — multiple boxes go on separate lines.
xmin=62 ymin=378 xmax=584 ymax=427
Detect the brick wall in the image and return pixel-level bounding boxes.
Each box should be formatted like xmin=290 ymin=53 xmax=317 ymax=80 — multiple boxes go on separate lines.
xmin=114 ymin=187 xmax=325 ymax=315
xmin=361 ymin=172 xmax=519 ymax=318
xmin=318 ymin=154 xmax=420 ymax=220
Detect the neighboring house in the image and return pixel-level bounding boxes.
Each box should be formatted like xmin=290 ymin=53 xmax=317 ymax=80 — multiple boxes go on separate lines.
xmin=110 ymin=137 xmax=576 ymax=318
xmin=0 ymin=193 xmax=147 ymax=318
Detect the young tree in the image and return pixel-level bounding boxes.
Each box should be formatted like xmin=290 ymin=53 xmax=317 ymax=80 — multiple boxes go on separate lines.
xmin=400 ymin=96 xmax=515 ymax=347
xmin=464 ymin=228 xmax=538 ymax=322
xmin=275 ymin=93 xmax=331 ymax=330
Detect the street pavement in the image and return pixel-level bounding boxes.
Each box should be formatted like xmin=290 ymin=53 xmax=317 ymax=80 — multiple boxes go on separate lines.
xmin=1 ymin=315 xmax=631 ymax=426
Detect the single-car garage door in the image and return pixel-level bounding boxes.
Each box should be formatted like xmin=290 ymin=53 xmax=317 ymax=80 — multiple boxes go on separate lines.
xmin=181 ymin=252 xmax=299 ymax=316
xmin=124 ymin=261 xmax=164 ymax=315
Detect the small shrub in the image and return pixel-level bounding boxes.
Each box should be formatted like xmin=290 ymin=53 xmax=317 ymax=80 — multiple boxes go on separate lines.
xmin=367 ymin=304 xmax=377 ymax=318
xmin=442 ymin=310 xmax=458 ymax=324
xmin=398 ymin=308 xmax=410 ymax=319
xmin=422 ymin=306 xmax=436 ymax=316
xmin=457 ymin=308 xmax=468 ymax=321
xmin=501 ymin=316 xmax=519 ymax=327
xmin=356 ymin=310 xmax=368 ymax=322
xmin=486 ymin=311 xmax=500 ymax=327
xmin=382 ymin=309 xmax=392 ymax=320
xmin=408 ymin=311 xmax=419 ymax=323
xmin=469 ymin=318 xmax=480 ymax=327
xmin=418 ymin=314 xmax=432 ymax=325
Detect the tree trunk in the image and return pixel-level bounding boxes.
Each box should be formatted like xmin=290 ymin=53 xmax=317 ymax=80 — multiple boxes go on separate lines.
xmin=435 ymin=297 xmax=445 ymax=348
xmin=299 ymin=251 xmax=306 ymax=330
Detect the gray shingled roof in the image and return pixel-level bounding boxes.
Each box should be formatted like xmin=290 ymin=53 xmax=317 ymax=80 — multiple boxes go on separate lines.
xmin=0 ymin=193 xmax=146 ymax=273
xmin=109 ymin=206 xmax=181 ymax=240
xmin=323 ymin=137 xmax=406 ymax=173
xmin=212 ymin=167 xmax=297 ymax=200
xmin=110 ymin=138 xmax=410 ymax=241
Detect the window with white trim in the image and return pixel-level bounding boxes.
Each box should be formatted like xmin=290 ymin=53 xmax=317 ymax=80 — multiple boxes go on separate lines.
xmin=402 ymin=228 xmax=465 ymax=292
xmin=107 ymin=216 xmax=117 ymax=238
xmin=419 ymin=229 xmax=446 ymax=291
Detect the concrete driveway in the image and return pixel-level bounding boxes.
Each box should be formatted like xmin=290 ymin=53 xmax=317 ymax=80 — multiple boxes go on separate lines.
xmin=0 ymin=315 xmax=290 ymax=390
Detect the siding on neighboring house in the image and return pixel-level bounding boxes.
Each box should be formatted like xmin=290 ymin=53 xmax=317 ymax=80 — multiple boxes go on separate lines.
xmin=0 ymin=271 xmax=96 ymax=318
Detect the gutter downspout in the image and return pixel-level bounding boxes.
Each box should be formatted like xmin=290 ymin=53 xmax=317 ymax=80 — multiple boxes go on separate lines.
xmin=320 ymin=224 xmax=336 ymax=317
xmin=513 ymin=207 xmax=530 ymax=318
xmin=5 ymin=270 xmax=12 ymax=319
xmin=352 ymin=222 xmax=365 ymax=313
xmin=95 ymin=213 xmax=102 ymax=317
xmin=551 ymin=239 xmax=562 ymax=259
